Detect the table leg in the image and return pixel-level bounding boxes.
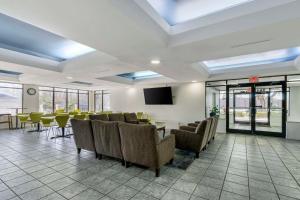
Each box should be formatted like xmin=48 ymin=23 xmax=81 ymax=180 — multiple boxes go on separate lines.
xmin=163 ymin=128 xmax=166 ymax=138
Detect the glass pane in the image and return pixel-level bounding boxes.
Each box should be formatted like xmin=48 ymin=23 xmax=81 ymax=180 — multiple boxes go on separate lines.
xmin=68 ymin=92 xmax=78 ymax=111
xmin=255 ymin=85 xmax=282 ymax=133
xmin=39 ymin=90 xmax=53 ymax=113
xmin=0 ymin=87 xmax=22 ymax=115
xmin=54 ymin=91 xmax=66 ymax=111
xmin=0 ymin=82 xmax=22 ymax=88
xmin=95 ymin=92 xmax=102 ymax=112
xmin=103 ymin=93 xmax=111 ymax=111
xmin=79 ymin=93 xmax=88 ymax=112
xmin=229 ymin=87 xmax=251 ymax=131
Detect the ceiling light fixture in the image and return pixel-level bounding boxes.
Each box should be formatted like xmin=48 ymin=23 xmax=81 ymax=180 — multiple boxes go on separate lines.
xmin=192 ymin=80 xmax=197 ymax=83
xmin=66 ymin=76 xmax=73 ymax=80
xmin=151 ymin=59 xmax=160 ymax=65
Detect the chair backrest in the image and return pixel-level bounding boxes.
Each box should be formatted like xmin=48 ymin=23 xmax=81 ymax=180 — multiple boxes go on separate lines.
xmin=136 ymin=112 xmax=143 ymax=119
xmin=55 ymin=115 xmax=69 ymax=127
xmin=124 ymin=113 xmax=138 ymax=123
xmin=89 ymin=114 xmax=109 ymax=121
xmin=207 ymin=117 xmax=216 ymax=142
xmin=118 ymin=123 xmax=159 ymax=168
xmin=41 ymin=116 xmax=54 ymax=126
xmin=108 ymin=113 xmax=125 ymax=122
xmin=91 ymin=120 xmax=123 ymax=159
xmin=211 ymin=116 xmax=219 ymax=139
xmin=30 ymin=112 xmax=43 ymax=123
xmin=200 ymin=118 xmax=212 ymax=150
xmin=55 ymin=109 xmax=65 ymax=114
xmin=70 ymin=119 xmax=95 ymax=152
xmin=17 ymin=114 xmax=29 ymax=122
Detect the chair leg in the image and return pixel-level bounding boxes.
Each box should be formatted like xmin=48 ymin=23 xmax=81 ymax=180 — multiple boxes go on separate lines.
xmin=169 ymin=158 xmax=174 ymax=164
xmin=124 ymin=161 xmax=130 ymax=168
xmin=95 ymin=152 xmax=98 ymax=159
xmin=121 ymin=159 xmax=125 ymax=166
xmin=77 ymin=148 xmax=81 ymax=154
xmin=195 ymin=152 xmax=199 ymax=159
xmin=98 ymin=154 xmax=102 ymax=160
xmin=155 ymin=168 xmax=160 ymax=177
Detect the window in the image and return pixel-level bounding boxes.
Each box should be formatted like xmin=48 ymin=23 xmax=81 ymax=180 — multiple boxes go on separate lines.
xmin=117 ymin=71 xmax=162 ymax=80
xmin=94 ymin=90 xmax=110 ymax=112
xmin=0 ymin=13 xmax=95 ymax=62
xmin=103 ymin=91 xmax=111 ymax=111
xmin=0 ymin=82 xmax=22 ymax=115
xmin=94 ymin=91 xmax=103 ymax=112
xmin=39 ymin=87 xmax=53 ymax=113
xmin=54 ymin=88 xmax=67 ymax=111
xmin=79 ymin=90 xmax=89 ymax=112
xmin=146 ymin=0 xmax=252 ymax=25
xmin=68 ymin=89 xmax=78 ymax=112
xmin=202 ymin=47 xmax=300 ymax=72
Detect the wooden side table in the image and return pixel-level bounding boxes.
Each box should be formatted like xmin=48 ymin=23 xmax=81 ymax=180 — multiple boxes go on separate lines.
xmin=0 ymin=114 xmax=13 ymax=129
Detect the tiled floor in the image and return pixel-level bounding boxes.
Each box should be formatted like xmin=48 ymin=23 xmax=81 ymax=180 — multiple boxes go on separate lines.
xmin=0 ymin=129 xmax=300 ymax=200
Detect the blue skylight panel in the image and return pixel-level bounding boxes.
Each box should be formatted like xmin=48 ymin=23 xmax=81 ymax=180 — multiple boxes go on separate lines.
xmin=146 ymin=0 xmax=253 ymax=25
xmin=202 ymin=47 xmax=300 ymax=71
xmin=117 ymin=70 xmax=162 ymax=80
xmin=0 ymin=13 xmax=95 ymax=62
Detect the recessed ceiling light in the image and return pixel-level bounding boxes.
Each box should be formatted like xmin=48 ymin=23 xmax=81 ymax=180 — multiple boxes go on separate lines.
xmin=151 ymin=59 xmax=160 ymax=65
xmin=192 ymin=80 xmax=197 ymax=83
xmin=66 ymin=76 xmax=73 ymax=80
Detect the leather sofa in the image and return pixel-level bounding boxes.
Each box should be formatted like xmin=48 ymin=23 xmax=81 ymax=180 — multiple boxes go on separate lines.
xmin=118 ymin=123 xmax=175 ymax=177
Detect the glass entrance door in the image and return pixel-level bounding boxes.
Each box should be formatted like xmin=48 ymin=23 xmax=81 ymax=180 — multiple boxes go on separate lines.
xmin=226 ymin=81 xmax=286 ymax=137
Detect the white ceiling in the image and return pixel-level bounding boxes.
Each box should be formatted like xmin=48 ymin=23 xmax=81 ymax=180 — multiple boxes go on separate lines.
xmin=0 ymin=0 xmax=300 ymax=89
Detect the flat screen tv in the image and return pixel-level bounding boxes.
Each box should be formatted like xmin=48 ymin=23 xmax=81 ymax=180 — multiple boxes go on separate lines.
xmin=143 ymin=87 xmax=173 ymax=105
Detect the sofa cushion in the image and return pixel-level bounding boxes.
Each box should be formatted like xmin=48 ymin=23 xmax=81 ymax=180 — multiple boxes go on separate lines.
xmin=124 ymin=113 xmax=139 ymax=124
xmin=89 ymin=114 xmax=109 ymax=121
xmin=108 ymin=113 xmax=125 ymax=122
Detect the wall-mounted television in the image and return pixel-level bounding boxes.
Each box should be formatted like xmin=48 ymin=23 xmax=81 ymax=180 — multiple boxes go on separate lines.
xmin=143 ymin=87 xmax=173 ymax=105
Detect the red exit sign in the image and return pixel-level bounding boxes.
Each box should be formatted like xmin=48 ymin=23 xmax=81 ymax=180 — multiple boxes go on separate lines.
xmin=249 ymin=76 xmax=259 ymax=83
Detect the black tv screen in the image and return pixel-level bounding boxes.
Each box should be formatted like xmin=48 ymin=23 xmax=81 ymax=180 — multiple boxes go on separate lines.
xmin=143 ymin=87 xmax=173 ymax=105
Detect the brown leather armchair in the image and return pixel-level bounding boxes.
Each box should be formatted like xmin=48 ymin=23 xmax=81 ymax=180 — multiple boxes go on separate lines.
xmin=171 ymin=118 xmax=212 ymax=158
xmin=91 ymin=120 xmax=123 ymax=162
xmin=70 ymin=119 xmax=97 ymax=158
xmin=89 ymin=114 xmax=109 ymax=121
xmin=118 ymin=123 xmax=175 ymax=177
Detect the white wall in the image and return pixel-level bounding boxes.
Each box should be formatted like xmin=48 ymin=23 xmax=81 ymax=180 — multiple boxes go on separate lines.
xmin=23 ymin=84 xmax=39 ymax=113
xmin=110 ymin=82 xmax=206 ymax=129
xmin=288 ymin=86 xmax=300 ymax=122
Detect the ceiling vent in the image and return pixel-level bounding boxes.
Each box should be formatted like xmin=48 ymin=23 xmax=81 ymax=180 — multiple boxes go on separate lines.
xmin=0 ymin=69 xmax=23 ymax=77
xmin=231 ymin=39 xmax=271 ymax=48
xmin=69 ymin=81 xmax=93 ymax=86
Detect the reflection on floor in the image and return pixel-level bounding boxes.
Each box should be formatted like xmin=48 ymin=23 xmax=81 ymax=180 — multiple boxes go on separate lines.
xmin=0 ymin=130 xmax=300 ymax=200
xmin=229 ymin=123 xmax=282 ymax=133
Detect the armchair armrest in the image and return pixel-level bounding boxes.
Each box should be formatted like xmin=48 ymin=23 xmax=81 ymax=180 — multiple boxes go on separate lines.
xmin=188 ymin=123 xmax=198 ymax=127
xmin=156 ymin=134 xmax=175 ymax=167
xmin=170 ymin=129 xmax=202 ymax=152
xmin=180 ymin=126 xmax=196 ymax=132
